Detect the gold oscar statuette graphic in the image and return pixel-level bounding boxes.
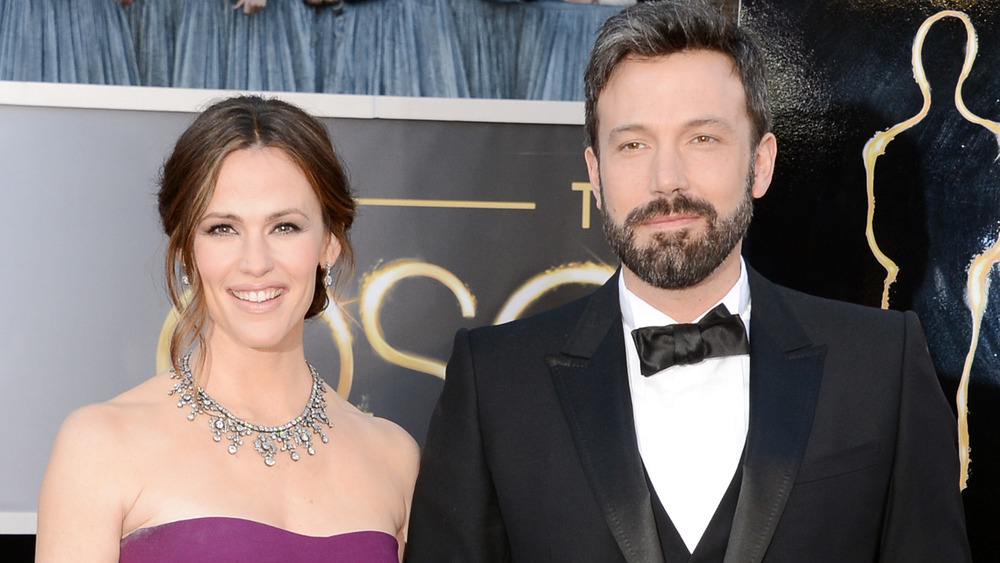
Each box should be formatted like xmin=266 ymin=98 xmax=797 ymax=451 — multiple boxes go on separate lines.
xmin=862 ymin=10 xmax=999 ymax=489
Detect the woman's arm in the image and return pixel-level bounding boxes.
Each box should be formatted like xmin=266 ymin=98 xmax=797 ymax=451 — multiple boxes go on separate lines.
xmin=36 ymin=405 xmax=127 ymax=562
xmin=395 ymin=430 xmax=419 ymax=562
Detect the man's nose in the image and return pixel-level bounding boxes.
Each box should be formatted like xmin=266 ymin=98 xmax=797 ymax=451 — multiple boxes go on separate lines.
xmin=651 ymin=146 xmax=689 ymax=196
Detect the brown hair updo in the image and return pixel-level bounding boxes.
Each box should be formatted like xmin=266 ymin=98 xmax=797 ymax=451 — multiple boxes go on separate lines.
xmin=158 ymin=95 xmax=356 ymax=372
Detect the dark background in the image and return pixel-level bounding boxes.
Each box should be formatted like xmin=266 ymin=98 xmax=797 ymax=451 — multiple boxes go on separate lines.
xmin=743 ymin=1 xmax=1000 ymax=558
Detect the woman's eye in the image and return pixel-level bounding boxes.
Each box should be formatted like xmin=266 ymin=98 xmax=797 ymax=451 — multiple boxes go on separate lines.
xmin=274 ymin=223 xmax=301 ymax=234
xmin=207 ymin=224 xmax=236 ymax=235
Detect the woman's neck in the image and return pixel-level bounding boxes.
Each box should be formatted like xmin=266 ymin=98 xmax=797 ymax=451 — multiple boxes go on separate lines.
xmin=189 ymin=334 xmax=317 ymax=425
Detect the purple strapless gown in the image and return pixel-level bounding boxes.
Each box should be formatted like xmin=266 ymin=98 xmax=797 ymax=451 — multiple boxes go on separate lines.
xmin=119 ymin=517 xmax=399 ymax=562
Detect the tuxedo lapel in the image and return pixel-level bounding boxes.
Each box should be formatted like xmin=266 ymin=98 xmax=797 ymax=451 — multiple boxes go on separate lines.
xmin=547 ymin=274 xmax=664 ymax=563
xmin=724 ymin=269 xmax=826 ymax=563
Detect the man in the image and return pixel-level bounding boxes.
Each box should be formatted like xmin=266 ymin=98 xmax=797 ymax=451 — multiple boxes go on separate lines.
xmin=406 ymin=1 xmax=970 ymax=561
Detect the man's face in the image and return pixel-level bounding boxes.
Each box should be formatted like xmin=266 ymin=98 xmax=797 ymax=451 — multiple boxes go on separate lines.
xmin=585 ymin=50 xmax=776 ymax=290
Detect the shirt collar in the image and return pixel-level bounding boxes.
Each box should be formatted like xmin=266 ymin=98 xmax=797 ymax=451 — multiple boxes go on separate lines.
xmin=619 ymin=257 xmax=751 ymax=337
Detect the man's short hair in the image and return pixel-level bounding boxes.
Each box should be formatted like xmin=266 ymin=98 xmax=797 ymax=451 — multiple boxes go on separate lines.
xmin=584 ymin=0 xmax=771 ymax=155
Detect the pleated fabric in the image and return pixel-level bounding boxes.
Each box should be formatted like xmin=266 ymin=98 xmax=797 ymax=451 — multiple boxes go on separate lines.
xmin=318 ymin=0 xmax=391 ymax=95
xmin=125 ymin=0 xmax=176 ymax=87
xmin=0 ymin=0 xmax=138 ymax=85
xmin=318 ymin=0 xmax=468 ymax=97
xmin=0 ymin=0 xmax=624 ymax=100
xmin=513 ymin=1 xmax=622 ymax=100
xmin=411 ymin=0 xmax=468 ymax=98
xmin=450 ymin=0 xmax=517 ymax=99
xmin=225 ymin=0 xmax=315 ymax=92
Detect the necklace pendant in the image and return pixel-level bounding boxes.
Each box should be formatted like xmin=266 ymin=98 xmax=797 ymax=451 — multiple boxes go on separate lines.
xmin=171 ymin=353 xmax=334 ymax=467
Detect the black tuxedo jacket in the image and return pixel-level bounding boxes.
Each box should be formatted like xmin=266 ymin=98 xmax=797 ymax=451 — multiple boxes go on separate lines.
xmin=407 ymin=268 xmax=970 ymax=562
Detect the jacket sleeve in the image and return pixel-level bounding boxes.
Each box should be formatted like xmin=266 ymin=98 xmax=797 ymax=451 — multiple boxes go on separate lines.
xmin=879 ymin=311 xmax=971 ymax=561
xmin=406 ymin=328 xmax=511 ymax=563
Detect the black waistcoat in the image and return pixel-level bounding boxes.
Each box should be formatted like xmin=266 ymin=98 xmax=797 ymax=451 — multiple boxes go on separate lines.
xmin=645 ymin=457 xmax=744 ymax=563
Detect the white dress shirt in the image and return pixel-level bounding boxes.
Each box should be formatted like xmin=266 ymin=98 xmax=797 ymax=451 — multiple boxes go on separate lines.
xmin=619 ymin=259 xmax=751 ymax=552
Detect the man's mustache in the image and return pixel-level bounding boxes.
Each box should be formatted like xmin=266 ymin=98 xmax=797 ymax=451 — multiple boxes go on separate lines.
xmin=623 ymin=195 xmax=718 ymax=228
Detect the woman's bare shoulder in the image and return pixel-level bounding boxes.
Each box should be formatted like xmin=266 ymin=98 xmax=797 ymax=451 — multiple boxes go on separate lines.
xmin=60 ymin=371 xmax=174 ymax=440
xmin=36 ymin=372 xmax=177 ymax=561
xmin=331 ymin=395 xmax=419 ymax=469
xmin=44 ymin=372 xmax=177 ymax=493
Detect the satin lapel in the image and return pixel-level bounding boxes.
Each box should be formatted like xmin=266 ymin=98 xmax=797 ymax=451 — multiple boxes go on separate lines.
xmin=724 ymin=270 xmax=826 ymax=563
xmin=547 ymin=274 xmax=663 ymax=563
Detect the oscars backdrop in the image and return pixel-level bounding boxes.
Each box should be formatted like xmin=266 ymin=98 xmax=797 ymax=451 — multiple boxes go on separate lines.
xmin=0 ymin=89 xmax=615 ymax=536
xmin=5 ymin=0 xmax=999 ymax=552
xmin=742 ymin=0 xmax=1000 ymax=557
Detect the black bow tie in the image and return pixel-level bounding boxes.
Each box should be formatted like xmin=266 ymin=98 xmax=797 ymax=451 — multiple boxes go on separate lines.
xmin=631 ymin=304 xmax=749 ymax=376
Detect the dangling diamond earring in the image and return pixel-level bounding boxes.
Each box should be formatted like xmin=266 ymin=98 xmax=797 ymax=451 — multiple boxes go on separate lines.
xmin=181 ymin=274 xmax=190 ymax=286
xmin=323 ymin=262 xmax=334 ymax=288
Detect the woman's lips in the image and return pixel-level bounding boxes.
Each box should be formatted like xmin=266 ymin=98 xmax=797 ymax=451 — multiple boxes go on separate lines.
xmin=230 ymin=288 xmax=285 ymax=303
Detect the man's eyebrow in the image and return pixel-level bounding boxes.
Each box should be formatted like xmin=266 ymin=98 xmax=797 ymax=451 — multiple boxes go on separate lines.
xmin=685 ymin=117 xmax=736 ymax=131
xmin=607 ymin=117 xmax=736 ymax=138
xmin=607 ymin=123 xmax=650 ymax=137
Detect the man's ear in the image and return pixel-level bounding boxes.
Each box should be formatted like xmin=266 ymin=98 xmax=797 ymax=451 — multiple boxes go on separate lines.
xmin=751 ymin=132 xmax=777 ymax=199
xmin=584 ymin=146 xmax=602 ymax=210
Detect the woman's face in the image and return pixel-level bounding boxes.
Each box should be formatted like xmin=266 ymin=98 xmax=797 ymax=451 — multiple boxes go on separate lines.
xmin=192 ymin=147 xmax=338 ymax=353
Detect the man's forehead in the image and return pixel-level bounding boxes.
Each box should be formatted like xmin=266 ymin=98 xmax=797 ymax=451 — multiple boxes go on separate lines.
xmin=611 ymin=49 xmax=739 ymax=79
xmin=595 ymin=51 xmax=749 ymax=132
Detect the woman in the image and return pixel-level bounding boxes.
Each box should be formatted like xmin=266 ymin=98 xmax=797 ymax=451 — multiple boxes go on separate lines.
xmin=36 ymin=96 xmax=419 ymax=562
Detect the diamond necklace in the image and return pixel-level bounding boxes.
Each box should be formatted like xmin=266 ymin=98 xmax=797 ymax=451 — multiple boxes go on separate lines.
xmin=168 ymin=353 xmax=332 ymax=467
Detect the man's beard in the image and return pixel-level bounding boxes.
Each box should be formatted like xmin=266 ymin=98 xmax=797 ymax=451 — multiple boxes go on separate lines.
xmin=601 ymin=180 xmax=754 ymax=290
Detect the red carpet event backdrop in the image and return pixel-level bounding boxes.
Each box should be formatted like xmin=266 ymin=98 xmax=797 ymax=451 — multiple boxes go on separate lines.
xmin=0 ymin=89 xmax=616 ymax=534
xmin=5 ymin=1 xmax=1000 ymax=554
xmin=742 ymin=0 xmax=1000 ymax=555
